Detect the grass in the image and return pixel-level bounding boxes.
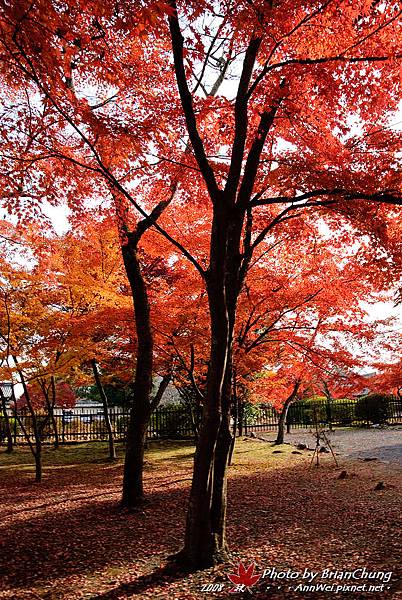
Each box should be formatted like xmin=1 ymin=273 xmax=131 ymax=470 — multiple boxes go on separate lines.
xmin=1 ymin=437 xmax=401 ymax=599
xmin=0 ymin=439 xmax=196 ymax=470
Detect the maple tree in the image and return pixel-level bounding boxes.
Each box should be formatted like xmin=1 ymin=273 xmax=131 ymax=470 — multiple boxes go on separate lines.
xmin=0 ymin=0 xmax=230 ymax=506
xmin=0 ymin=253 xmax=64 ymax=480
xmin=0 ymin=0 xmax=402 ymax=570
xmin=0 ymin=215 xmax=181 ymax=472
xmin=0 ymin=218 xmax=127 ymax=471
xmin=162 ymin=0 xmax=402 ymax=569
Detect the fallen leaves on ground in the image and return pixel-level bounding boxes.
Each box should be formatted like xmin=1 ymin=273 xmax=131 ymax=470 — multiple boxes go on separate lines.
xmin=0 ymin=440 xmax=401 ymax=599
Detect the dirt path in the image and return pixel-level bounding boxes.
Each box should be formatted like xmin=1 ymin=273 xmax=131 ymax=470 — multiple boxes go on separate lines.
xmin=279 ymin=427 xmax=402 ymax=469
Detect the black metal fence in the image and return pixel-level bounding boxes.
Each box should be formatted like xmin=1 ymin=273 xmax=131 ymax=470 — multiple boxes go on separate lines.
xmin=0 ymin=406 xmax=199 ymax=445
xmin=1 ymin=397 xmax=401 ymax=445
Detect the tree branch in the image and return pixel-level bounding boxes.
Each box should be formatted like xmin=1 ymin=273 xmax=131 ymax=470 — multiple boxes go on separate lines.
xmin=224 ymin=35 xmax=263 ymax=201
xmin=167 ymin=1 xmax=220 ymax=202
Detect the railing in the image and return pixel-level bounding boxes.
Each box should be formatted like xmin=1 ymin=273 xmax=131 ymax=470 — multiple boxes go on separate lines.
xmin=243 ymin=398 xmax=402 ymax=435
xmin=1 ymin=398 xmax=401 ymax=445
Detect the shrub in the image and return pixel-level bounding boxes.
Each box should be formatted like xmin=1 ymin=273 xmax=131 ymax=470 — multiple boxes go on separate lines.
xmin=297 ymin=397 xmax=357 ymax=426
xmin=355 ymin=393 xmax=392 ymax=425
xmin=301 ymin=398 xmax=327 ymax=424
xmin=242 ymin=402 xmax=263 ymax=422
xmin=0 ymin=415 xmax=18 ymax=438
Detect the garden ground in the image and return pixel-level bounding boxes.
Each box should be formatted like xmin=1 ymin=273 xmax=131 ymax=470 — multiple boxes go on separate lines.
xmin=0 ymin=433 xmax=401 ymax=600
xmin=281 ymin=426 xmax=402 ymax=467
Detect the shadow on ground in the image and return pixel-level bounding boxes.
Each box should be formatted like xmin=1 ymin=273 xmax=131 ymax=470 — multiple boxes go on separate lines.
xmin=1 ymin=449 xmax=401 ymax=600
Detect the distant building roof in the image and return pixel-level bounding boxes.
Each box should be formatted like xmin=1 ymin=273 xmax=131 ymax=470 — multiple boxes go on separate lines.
xmin=75 ymin=398 xmax=103 ymax=408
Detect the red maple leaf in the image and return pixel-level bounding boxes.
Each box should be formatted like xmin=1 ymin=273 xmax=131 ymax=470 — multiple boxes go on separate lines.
xmin=227 ymin=562 xmax=261 ymax=591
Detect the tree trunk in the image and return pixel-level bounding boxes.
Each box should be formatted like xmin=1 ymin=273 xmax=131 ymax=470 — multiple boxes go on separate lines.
xmin=92 ymin=359 xmax=116 ymax=460
xmin=13 ymin=362 xmax=44 ymax=482
xmin=50 ymin=377 xmax=60 ymax=449
xmin=276 ymin=404 xmax=290 ymax=445
xmin=275 ymin=381 xmax=301 ymax=445
xmin=238 ymin=400 xmax=244 ymax=437
xmin=40 ymin=378 xmax=59 ymax=449
xmin=180 ymin=390 xmax=200 ymax=441
xmin=122 ymin=410 xmax=149 ymax=506
xmin=50 ymin=410 xmax=59 ymax=448
xmin=0 ymin=389 xmax=13 ymax=453
xmin=121 ymin=240 xmax=153 ymax=508
xmin=210 ymin=367 xmax=233 ymax=560
xmin=208 ymin=214 xmax=243 ymax=553
xmin=177 ymin=209 xmax=234 ymax=568
xmin=34 ymin=439 xmax=42 ymax=482
xmin=228 ymin=379 xmax=238 ymax=466
xmin=322 ymin=381 xmax=333 ymax=431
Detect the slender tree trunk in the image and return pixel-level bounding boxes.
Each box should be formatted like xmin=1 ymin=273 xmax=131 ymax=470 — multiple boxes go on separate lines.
xmin=118 ymin=190 xmax=175 ymax=508
xmin=50 ymin=410 xmax=59 ymax=448
xmin=180 ymin=391 xmax=200 ymax=441
xmin=228 ymin=376 xmax=238 ymax=466
xmin=121 ymin=240 xmax=154 ymax=508
xmin=92 ymin=359 xmax=116 ymax=460
xmin=276 ymin=404 xmax=290 ymax=445
xmin=275 ymin=381 xmax=301 ymax=445
xmin=50 ymin=378 xmax=60 ymax=449
xmin=12 ymin=362 xmax=44 ymax=482
xmin=0 ymin=389 xmax=13 ymax=453
xmin=40 ymin=379 xmax=59 ymax=449
xmin=238 ymin=400 xmax=244 ymax=437
xmin=34 ymin=438 xmax=42 ymax=482
xmin=322 ymin=381 xmax=333 ymax=431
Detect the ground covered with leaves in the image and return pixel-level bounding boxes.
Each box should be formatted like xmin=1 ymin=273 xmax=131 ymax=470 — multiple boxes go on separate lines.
xmin=0 ymin=437 xmax=401 ymax=599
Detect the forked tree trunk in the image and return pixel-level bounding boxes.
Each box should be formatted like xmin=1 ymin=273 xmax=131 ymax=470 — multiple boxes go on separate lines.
xmin=92 ymin=359 xmax=116 ymax=460
xmin=167 ymin=1 xmax=280 ymax=569
xmin=275 ymin=381 xmax=301 ymax=445
xmin=0 ymin=388 xmax=13 ymax=453
xmin=177 ymin=213 xmax=235 ymax=568
xmin=118 ymin=189 xmax=175 ymax=508
xmin=180 ymin=358 xmax=234 ymax=568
